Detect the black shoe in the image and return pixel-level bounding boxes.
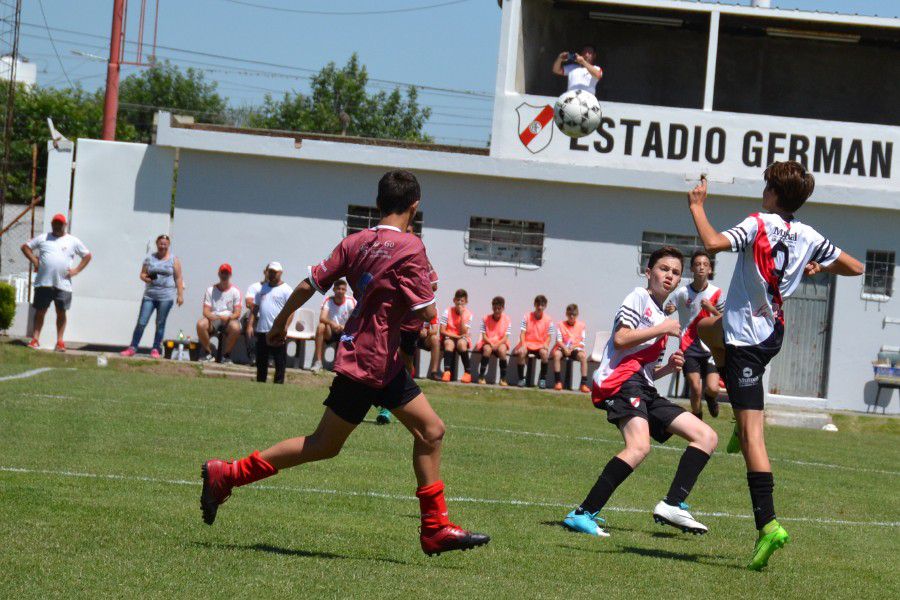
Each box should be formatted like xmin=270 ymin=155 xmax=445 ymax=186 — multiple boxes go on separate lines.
xmin=706 ymin=397 xmax=720 ymax=418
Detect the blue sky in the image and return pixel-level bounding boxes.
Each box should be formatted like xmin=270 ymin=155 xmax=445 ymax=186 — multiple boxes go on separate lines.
xmin=15 ymin=0 xmax=900 ymax=145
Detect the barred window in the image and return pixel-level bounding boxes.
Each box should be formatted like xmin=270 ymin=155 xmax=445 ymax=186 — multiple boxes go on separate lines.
xmin=466 ymin=216 xmax=545 ymax=269
xmin=864 ymin=250 xmax=895 ymax=297
xmin=345 ymin=205 xmax=422 ymax=237
xmin=640 ymin=231 xmax=714 ymax=275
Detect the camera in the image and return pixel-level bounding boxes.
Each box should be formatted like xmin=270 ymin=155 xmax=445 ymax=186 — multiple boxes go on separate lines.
xmin=566 ymin=52 xmax=578 ymax=64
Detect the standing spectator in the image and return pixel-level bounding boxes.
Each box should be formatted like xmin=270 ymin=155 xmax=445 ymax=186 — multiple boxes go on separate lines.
xmin=120 ymin=234 xmax=184 ymax=358
xmin=243 ymin=266 xmax=267 ymax=365
xmin=439 ymin=289 xmax=473 ymax=383
xmin=311 ymin=279 xmax=356 ymax=373
xmin=552 ymin=45 xmax=603 ymax=93
xmin=514 ymin=295 xmax=554 ymax=388
xmin=20 ymin=213 xmax=92 ymax=351
xmin=475 ymin=296 xmax=511 ymax=385
xmin=254 ymin=262 xmax=293 ymax=384
xmin=197 ymin=263 xmax=242 ymax=363
xmin=552 ymin=303 xmax=590 ymax=393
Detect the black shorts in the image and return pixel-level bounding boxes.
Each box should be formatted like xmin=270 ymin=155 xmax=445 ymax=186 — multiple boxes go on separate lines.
xmin=595 ymin=378 xmax=684 ymax=443
xmin=683 ymin=353 xmax=713 ymax=377
xmin=399 ymin=329 xmax=419 ymax=356
xmin=724 ymin=333 xmax=782 ymax=411
xmin=32 ymin=286 xmax=71 ymax=311
xmin=324 ymin=370 xmax=422 ymax=425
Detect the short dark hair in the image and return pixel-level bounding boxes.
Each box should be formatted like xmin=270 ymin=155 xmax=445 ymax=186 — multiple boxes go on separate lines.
xmin=534 ymin=294 xmax=548 ymax=307
xmin=690 ymin=250 xmax=711 ymax=267
xmin=581 ymin=44 xmax=596 ymax=55
xmin=454 ymin=289 xmax=468 ymax=301
xmin=376 ymin=170 xmax=420 ymax=216
xmin=334 ymin=279 xmax=347 ymax=289
xmin=764 ymin=160 xmax=815 ymax=213
xmin=492 ymin=296 xmax=505 ymax=307
xmin=647 ymin=246 xmax=684 ymax=269
xmin=566 ymin=303 xmax=578 ymax=314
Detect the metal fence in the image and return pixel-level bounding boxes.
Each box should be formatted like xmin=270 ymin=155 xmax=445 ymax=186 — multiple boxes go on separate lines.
xmin=0 ymin=203 xmax=42 ymax=301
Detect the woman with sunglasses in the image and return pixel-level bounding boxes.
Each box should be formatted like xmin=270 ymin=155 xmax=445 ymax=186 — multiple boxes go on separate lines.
xmin=120 ymin=234 xmax=184 ymax=358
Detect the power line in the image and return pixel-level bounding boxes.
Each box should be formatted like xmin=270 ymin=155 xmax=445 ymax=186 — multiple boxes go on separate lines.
xmin=217 ymin=0 xmax=472 ymax=16
xmin=35 ymin=0 xmax=72 ymax=87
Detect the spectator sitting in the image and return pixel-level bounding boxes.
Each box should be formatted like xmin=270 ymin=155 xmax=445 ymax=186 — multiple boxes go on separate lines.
xmin=310 ymin=279 xmax=356 ymax=373
xmin=552 ymin=44 xmax=603 ymax=93
xmin=242 ymin=266 xmax=267 ymax=366
xmin=552 ymin=303 xmax=590 ymax=393
xmin=514 ymin=295 xmax=554 ymax=389
xmin=20 ymin=213 xmax=92 ymax=352
xmin=475 ymin=296 xmax=511 ymax=385
xmin=254 ymin=262 xmax=293 ymax=384
xmin=440 ymin=288 xmax=473 ymax=383
xmin=197 ymin=263 xmax=242 ymax=363
xmin=120 ymin=234 xmax=184 ymax=358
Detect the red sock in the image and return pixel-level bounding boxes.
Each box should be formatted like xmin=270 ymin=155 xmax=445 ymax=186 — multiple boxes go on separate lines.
xmin=227 ymin=450 xmax=278 ymax=487
xmin=416 ymin=480 xmax=450 ymax=534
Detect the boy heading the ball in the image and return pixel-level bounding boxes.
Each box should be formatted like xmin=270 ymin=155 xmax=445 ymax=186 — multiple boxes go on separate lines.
xmin=199 ymin=170 xmax=489 ymax=556
xmin=689 ymin=162 xmax=863 ymax=570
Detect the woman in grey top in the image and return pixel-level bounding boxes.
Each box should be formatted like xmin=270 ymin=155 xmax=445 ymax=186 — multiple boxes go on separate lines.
xmin=120 ymin=234 xmax=184 ymax=357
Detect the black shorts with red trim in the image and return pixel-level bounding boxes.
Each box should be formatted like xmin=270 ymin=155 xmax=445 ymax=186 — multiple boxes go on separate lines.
xmin=724 ymin=330 xmax=782 ymax=411
xmin=682 ymin=353 xmax=714 ymax=377
xmin=323 ymin=370 xmax=422 ymax=425
xmin=593 ymin=376 xmax=684 ymax=443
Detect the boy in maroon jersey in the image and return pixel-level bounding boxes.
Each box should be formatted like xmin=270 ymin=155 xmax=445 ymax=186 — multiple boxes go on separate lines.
xmin=200 ymin=170 xmax=490 ymax=556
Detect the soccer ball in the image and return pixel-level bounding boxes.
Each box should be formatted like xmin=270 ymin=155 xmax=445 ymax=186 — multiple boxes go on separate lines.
xmin=553 ymin=90 xmax=602 ymax=138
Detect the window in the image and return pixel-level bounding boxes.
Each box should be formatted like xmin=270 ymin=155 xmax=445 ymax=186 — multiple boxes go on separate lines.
xmin=345 ymin=205 xmax=422 ymax=236
xmin=863 ymin=250 xmax=895 ymax=299
xmin=466 ymin=216 xmax=545 ymax=269
xmin=640 ymin=231 xmax=714 ymax=274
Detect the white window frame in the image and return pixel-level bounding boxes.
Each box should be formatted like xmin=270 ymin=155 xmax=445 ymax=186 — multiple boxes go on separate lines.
xmin=464 ymin=216 xmax=546 ymax=270
xmin=861 ymin=249 xmax=895 ymax=302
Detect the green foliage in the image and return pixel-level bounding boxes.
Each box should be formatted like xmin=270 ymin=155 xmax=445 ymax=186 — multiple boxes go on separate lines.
xmin=249 ymin=54 xmax=431 ymax=141
xmin=0 ymin=282 xmax=15 ymax=330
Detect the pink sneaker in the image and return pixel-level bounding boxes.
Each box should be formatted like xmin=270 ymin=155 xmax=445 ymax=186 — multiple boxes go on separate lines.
xmin=119 ymin=347 xmax=136 ymax=357
xmin=150 ymin=349 xmax=161 ymax=359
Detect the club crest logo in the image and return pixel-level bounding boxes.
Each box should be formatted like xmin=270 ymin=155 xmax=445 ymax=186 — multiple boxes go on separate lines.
xmin=630 ymin=397 xmax=641 ymax=408
xmin=644 ymin=307 xmax=653 ymax=318
xmin=743 ymin=367 xmax=753 ymax=378
xmin=515 ymin=103 xmax=554 ymax=154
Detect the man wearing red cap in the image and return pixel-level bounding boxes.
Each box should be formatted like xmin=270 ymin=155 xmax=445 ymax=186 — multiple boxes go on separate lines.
xmin=20 ymin=213 xmax=91 ymax=351
xmin=197 ymin=263 xmax=242 ymax=363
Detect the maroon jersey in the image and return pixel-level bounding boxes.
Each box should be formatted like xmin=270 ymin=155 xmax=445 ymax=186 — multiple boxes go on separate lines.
xmin=401 ymin=263 xmax=438 ymax=333
xmin=309 ymin=225 xmax=435 ymax=387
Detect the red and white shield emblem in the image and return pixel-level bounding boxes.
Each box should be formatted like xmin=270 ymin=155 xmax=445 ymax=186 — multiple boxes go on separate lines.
xmin=630 ymin=397 xmax=641 ymax=408
xmin=515 ymin=103 xmax=554 ymax=154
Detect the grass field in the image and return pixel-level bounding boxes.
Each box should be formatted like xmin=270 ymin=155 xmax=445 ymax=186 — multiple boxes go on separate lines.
xmin=1 ymin=341 xmax=898 ymax=599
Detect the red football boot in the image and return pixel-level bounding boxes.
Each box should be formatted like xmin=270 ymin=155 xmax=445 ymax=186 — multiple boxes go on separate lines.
xmin=200 ymin=460 xmax=233 ymax=525
xmin=420 ymin=523 xmax=490 ymax=556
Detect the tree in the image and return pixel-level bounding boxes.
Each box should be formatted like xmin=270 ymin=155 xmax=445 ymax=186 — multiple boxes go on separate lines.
xmin=119 ymin=61 xmax=227 ymax=142
xmin=249 ymin=54 xmax=431 ymax=141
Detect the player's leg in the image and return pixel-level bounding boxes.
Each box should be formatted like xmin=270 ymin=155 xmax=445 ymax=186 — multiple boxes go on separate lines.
xmin=564 ymin=416 xmax=649 ymax=537
xmin=537 ymin=347 xmax=550 ymax=389
xmin=496 ymin=344 xmax=509 ymax=386
xmin=441 ymin=337 xmax=456 ymax=381
xmin=551 ymin=348 xmax=564 ymax=390
xmin=390 ymin=392 xmax=490 ymax=554
xmin=457 ymin=338 xmax=472 ymax=383
xmin=477 ymin=342 xmax=493 ymax=383
xmin=686 ymin=371 xmax=703 ymax=418
xmin=427 ymin=332 xmax=442 ymax=380
xmin=652 ymin=411 xmax=717 ymax=534
xmin=576 ymin=350 xmax=590 ymax=393
xmin=698 ymin=315 xmax=725 ymax=368
xmin=30 ymin=307 xmax=47 ymax=346
xmin=702 ymin=362 xmax=720 ymax=417
xmin=312 ymin=323 xmax=329 ymax=372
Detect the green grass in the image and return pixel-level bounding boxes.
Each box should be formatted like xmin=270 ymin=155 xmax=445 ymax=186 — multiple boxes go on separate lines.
xmin=1 ymin=341 xmax=898 ymax=599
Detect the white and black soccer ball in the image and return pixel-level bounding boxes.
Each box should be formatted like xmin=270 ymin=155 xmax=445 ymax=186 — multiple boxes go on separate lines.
xmin=553 ymin=90 xmax=602 ymax=138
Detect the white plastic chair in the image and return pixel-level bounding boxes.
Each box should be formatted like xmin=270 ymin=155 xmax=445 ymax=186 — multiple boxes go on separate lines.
xmin=589 ymin=330 xmax=610 ymax=364
xmin=285 ymin=308 xmax=317 ymax=368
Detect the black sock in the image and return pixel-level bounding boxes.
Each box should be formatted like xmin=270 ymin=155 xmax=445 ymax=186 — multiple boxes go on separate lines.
xmin=747 ymin=471 xmax=776 ymax=530
xmin=479 ymin=355 xmax=489 ymax=376
xmin=580 ymin=375 xmax=588 ymax=386
xmin=459 ymin=351 xmax=471 ymax=371
xmin=517 ymin=364 xmax=525 ymax=379
xmin=553 ymin=369 xmax=561 ymax=383
xmin=499 ymin=359 xmax=508 ymax=378
xmin=664 ymin=446 xmax=711 ymax=506
xmin=443 ymin=350 xmax=453 ymax=372
xmin=539 ymin=362 xmax=548 ymax=380
xmin=578 ymin=456 xmax=633 ymax=514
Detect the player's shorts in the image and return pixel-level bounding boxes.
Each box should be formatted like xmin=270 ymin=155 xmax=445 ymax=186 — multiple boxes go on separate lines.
xmin=514 ymin=343 xmax=548 ymax=356
xmin=553 ymin=344 xmax=585 ymax=357
xmin=32 ymin=286 xmax=72 ymax=311
xmin=724 ymin=332 xmax=782 ymax=411
xmin=475 ymin=339 xmax=507 ymax=353
xmin=682 ymin=353 xmax=714 ymax=377
xmin=593 ymin=377 xmax=684 ymax=443
xmin=399 ymin=329 xmax=419 ymax=356
xmin=324 ymin=369 xmax=422 ymax=425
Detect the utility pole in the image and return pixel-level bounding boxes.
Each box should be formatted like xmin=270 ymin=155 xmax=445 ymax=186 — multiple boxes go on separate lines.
xmin=101 ymin=0 xmax=126 ymax=140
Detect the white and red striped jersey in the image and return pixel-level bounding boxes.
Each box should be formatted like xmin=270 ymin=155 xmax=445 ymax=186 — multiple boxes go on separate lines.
xmin=721 ymin=212 xmax=840 ymax=347
xmin=592 ymin=287 xmax=669 ymax=403
xmin=666 ymin=282 xmax=725 ymax=355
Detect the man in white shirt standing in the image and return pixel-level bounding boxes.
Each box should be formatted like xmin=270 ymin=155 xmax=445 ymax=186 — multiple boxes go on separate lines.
xmin=552 ymin=45 xmax=603 ymax=93
xmin=311 ymin=279 xmax=356 ymax=373
xmin=254 ymin=261 xmax=293 ymax=384
xmin=242 ymin=266 xmax=266 ymax=365
xmin=20 ymin=213 xmax=92 ymax=352
xmin=197 ymin=263 xmax=242 ymax=363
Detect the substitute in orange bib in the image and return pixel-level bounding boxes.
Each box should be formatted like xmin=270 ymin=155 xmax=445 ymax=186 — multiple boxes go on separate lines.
xmin=475 ymin=296 xmax=512 ymax=385
xmin=440 ymin=289 xmax=474 ymax=383
xmin=552 ymin=303 xmax=590 ymax=393
xmin=514 ymin=295 xmax=554 ymax=388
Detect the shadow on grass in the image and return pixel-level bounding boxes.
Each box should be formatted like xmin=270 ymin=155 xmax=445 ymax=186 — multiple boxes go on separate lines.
xmin=192 ymin=541 xmax=463 ymax=569
xmin=558 ymin=543 xmax=743 ymax=570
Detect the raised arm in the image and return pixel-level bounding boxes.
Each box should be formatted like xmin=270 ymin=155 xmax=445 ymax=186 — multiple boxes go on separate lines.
xmin=576 ymin=54 xmax=603 ymax=80
xmin=687 ymin=178 xmax=732 ymax=254
xmin=552 ymin=51 xmax=568 ymax=76
xmin=806 ymin=252 xmax=864 ymax=277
